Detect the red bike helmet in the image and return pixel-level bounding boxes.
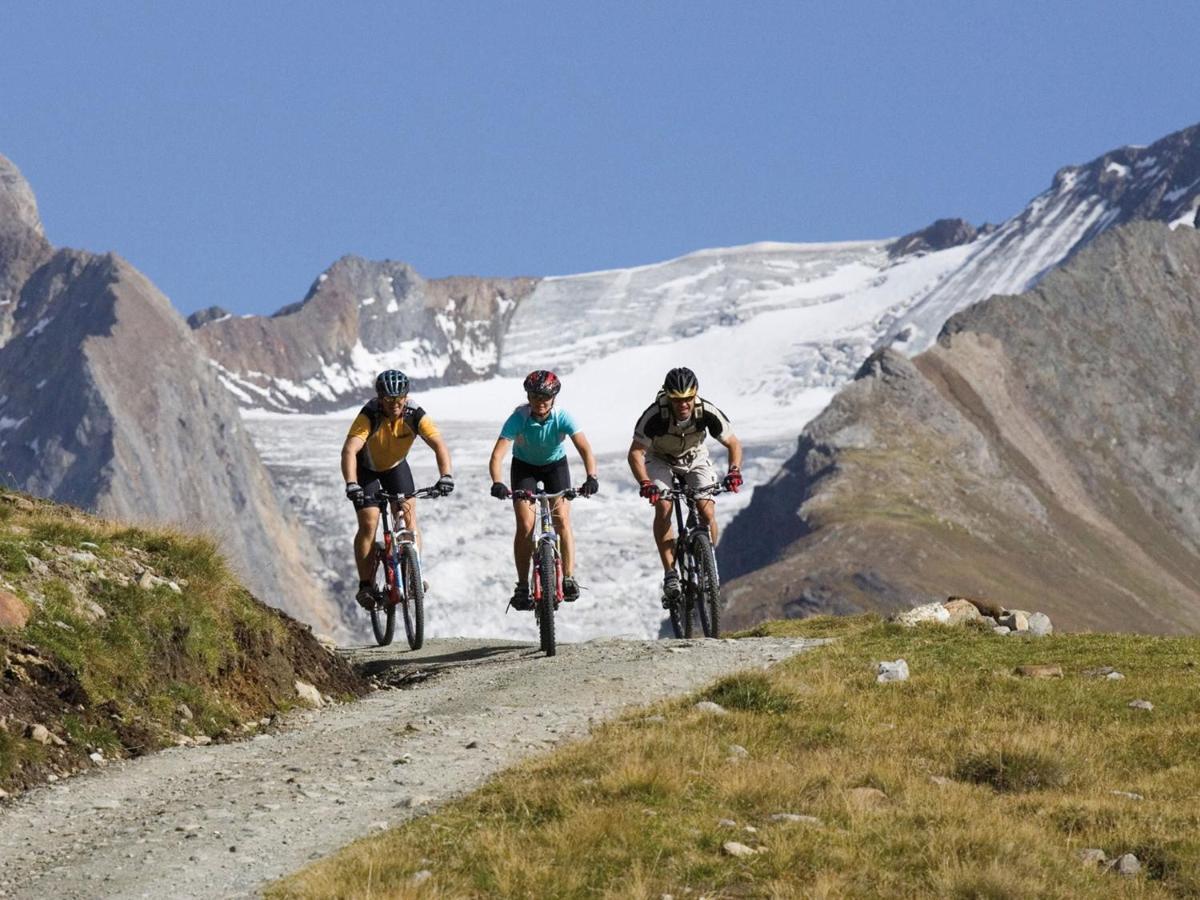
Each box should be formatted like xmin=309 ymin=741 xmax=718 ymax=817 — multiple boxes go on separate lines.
xmin=523 ymin=369 xmax=561 ymax=397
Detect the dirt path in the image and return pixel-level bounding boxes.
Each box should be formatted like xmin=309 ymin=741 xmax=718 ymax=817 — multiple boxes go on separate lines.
xmin=0 ymin=635 xmax=823 ymax=899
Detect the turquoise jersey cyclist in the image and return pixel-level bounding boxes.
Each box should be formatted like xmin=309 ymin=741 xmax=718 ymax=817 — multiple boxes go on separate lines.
xmin=488 ymin=370 xmax=599 ymax=609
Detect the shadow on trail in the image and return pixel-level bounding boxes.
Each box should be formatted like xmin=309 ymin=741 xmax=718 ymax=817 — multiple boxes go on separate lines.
xmin=351 ymin=643 xmax=536 ymax=679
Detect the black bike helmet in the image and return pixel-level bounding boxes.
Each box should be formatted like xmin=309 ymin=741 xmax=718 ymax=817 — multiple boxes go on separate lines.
xmin=663 ymin=367 xmax=698 ymax=398
xmin=375 ymin=369 xmax=410 ymax=397
xmin=523 ymin=369 xmax=561 ymax=397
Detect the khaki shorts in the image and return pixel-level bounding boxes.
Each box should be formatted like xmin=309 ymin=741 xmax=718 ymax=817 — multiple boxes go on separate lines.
xmin=645 ymin=449 xmax=718 ymax=493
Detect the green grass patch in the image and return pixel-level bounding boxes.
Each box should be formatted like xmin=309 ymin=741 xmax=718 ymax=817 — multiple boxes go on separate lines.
xmin=272 ymin=621 xmax=1200 ymax=898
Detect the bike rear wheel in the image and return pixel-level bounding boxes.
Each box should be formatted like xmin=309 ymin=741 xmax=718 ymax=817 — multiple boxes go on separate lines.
xmin=369 ymin=541 xmax=397 ymax=647
xmin=535 ymin=542 xmax=557 ymax=657
xmin=400 ymin=543 xmax=424 ymax=651
xmin=691 ymin=532 xmax=720 ymax=638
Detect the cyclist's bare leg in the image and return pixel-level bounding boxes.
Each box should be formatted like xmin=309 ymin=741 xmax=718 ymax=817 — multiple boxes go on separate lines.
xmin=400 ymin=497 xmax=421 ymax=553
xmin=653 ymin=499 xmax=676 ymax=570
xmin=353 ymin=506 xmax=380 ymax=581
xmin=512 ymin=498 xmax=536 ymax=583
xmin=696 ymin=498 xmax=718 ymax=545
xmin=551 ymin=496 xmax=573 ymax=577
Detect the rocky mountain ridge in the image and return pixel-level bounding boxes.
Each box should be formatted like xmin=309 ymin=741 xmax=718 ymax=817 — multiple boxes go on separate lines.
xmin=0 ymin=154 xmax=340 ymax=635
xmin=719 ymin=220 xmax=1200 ymax=634
xmin=191 ymin=256 xmax=538 ymax=413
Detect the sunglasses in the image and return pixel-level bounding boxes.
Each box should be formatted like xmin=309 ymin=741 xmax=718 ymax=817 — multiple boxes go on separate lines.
xmin=378 ymin=395 xmax=407 ymax=405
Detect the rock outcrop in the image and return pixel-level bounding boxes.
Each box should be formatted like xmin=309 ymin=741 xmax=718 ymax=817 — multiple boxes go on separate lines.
xmin=0 ymin=160 xmax=340 ymax=635
xmin=192 ymin=256 xmax=538 ymax=412
xmin=0 ymin=154 xmax=52 ymax=346
xmin=720 ymin=221 xmax=1200 ymax=634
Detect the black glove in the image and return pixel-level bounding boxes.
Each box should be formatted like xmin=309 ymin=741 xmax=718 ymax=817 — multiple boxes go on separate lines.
xmin=345 ymin=482 xmax=365 ymax=506
xmin=435 ymin=474 xmax=455 ymax=496
xmin=491 ymin=482 xmax=512 ymax=500
xmin=723 ymin=467 xmax=743 ymax=493
xmin=580 ymin=475 xmax=599 ymax=497
xmin=639 ymin=480 xmax=660 ymax=504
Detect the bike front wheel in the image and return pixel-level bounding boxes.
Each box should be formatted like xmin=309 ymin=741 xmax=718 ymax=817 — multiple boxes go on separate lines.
xmin=535 ymin=542 xmax=557 ymax=657
xmin=369 ymin=541 xmax=398 ymax=647
xmin=691 ymin=532 xmax=720 ymax=638
xmin=400 ymin=543 xmax=424 ymax=651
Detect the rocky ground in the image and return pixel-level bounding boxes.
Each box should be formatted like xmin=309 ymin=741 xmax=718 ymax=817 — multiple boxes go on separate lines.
xmin=0 ymin=635 xmax=824 ymax=899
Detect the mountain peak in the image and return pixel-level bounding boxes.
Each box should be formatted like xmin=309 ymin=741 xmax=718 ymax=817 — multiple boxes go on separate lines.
xmin=0 ymin=153 xmax=45 ymax=239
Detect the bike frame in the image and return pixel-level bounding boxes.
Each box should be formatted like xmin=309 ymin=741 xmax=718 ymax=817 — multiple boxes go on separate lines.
xmin=374 ymin=488 xmax=437 ymax=605
xmin=511 ymin=488 xmax=575 ymax=606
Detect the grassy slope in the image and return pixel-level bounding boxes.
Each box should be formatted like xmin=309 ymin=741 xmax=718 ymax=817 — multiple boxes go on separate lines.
xmin=0 ymin=488 xmax=365 ymax=793
xmin=272 ymin=617 xmax=1200 ymax=898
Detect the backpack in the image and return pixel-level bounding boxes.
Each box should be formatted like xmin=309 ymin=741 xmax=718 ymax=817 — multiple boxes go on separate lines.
xmin=655 ymin=390 xmax=705 ymax=425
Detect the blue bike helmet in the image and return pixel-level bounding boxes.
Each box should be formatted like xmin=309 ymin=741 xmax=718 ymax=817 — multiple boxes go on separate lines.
xmin=375 ymin=369 xmax=410 ymax=397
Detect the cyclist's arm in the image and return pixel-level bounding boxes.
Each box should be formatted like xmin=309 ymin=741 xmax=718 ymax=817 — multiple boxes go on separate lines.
xmin=341 ymin=435 xmax=365 ymax=484
xmin=627 ymin=440 xmax=651 ymax=484
xmin=419 ymin=430 xmax=453 ymax=478
xmin=716 ymin=432 xmax=743 ymax=472
xmin=570 ymin=431 xmax=598 ymax=480
xmin=488 ymin=437 xmax=512 ymax=483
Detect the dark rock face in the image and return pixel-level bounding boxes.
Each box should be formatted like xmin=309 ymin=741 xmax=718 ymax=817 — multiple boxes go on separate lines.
xmin=0 ymin=186 xmax=339 ymax=635
xmin=720 ymin=221 xmax=1200 ymax=634
xmin=888 ymin=218 xmax=979 ymax=258
xmin=186 ymin=305 xmax=232 ymax=328
xmin=192 ymin=256 xmax=538 ymax=412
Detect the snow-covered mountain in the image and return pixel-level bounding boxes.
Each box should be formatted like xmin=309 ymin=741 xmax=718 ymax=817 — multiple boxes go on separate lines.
xmin=232 ymin=121 xmax=1200 ymax=642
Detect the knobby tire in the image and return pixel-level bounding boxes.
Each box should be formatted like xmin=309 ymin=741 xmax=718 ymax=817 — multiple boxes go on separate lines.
xmin=400 ymin=543 xmax=425 ymax=651
xmin=535 ymin=542 xmax=557 ymax=656
xmin=692 ymin=532 xmax=720 ymax=638
xmin=370 ymin=541 xmax=397 ymax=646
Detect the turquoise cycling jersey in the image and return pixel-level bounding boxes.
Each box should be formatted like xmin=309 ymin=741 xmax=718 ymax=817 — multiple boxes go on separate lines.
xmin=499 ymin=405 xmax=579 ymax=465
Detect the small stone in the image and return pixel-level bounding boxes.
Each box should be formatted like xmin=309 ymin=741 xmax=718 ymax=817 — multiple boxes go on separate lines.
xmin=894 ymin=602 xmax=950 ymax=627
xmin=727 ymin=744 xmax=749 ymax=759
xmin=27 ymin=723 xmax=65 ymax=746
xmin=1014 ymin=665 xmax=1063 ymax=679
xmin=80 ymin=541 xmax=100 ymax=550
xmin=951 ymin=595 xmax=1005 ymax=618
xmin=89 ymin=752 xmax=104 ymax=764
xmin=1027 ymin=612 xmax=1053 ymax=637
xmin=400 ymin=796 xmax=434 ymax=809
xmin=1106 ymin=671 xmax=1125 ymax=681
xmin=1110 ymin=790 xmax=1143 ymax=801
xmin=1077 ymin=848 xmax=1107 ymax=868
xmin=929 ymin=776 xmax=953 ymax=787
xmin=0 ymin=788 xmax=9 ymax=799
xmin=999 ymin=611 xmax=1030 ymax=632
xmin=717 ymin=818 xmax=737 ymax=828
xmin=942 ymin=599 xmax=982 ymax=626
xmin=409 ymin=870 xmax=432 ymax=886
xmin=193 ymin=735 xmax=212 ymax=746
xmin=167 ymin=581 xmax=182 ymax=594
xmin=1084 ymin=666 xmax=1116 ymax=677
xmin=177 ymin=704 xmax=194 ymax=722
xmin=137 ymin=571 xmax=157 ymax=590
xmin=993 ymin=626 xmax=1012 ymax=636
xmin=464 ymin=740 xmax=479 ymax=749
xmin=1109 ymin=853 xmax=1141 ymax=876
xmin=768 ymin=813 xmax=822 ymax=825
xmin=742 ymin=825 xmax=758 ymax=834
xmin=876 ymin=659 xmax=909 ymax=683
xmin=294 ymin=680 xmax=324 ymax=709
xmin=694 ymin=701 xmax=727 ymax=716
xmin=1128 ymin=699 xmax=1153 ymax=711
xmin=721 ymin=841 xmax=757 ymax=858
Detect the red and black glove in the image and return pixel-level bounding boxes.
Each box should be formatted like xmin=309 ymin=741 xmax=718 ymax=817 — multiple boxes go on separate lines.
xmin=722 ymin=466 xmax=743 ymax=493
xmin=639 ymin=480 xmax=660 ymax=504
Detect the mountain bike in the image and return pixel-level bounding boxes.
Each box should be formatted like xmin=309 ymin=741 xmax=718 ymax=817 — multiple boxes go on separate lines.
xmin=661 ymin=480 xmax=729 ymax=639
xmin=503 ymin=486 xmax=589 ymax=657
xmin=365 ymin=486 xmax=441 ymax=649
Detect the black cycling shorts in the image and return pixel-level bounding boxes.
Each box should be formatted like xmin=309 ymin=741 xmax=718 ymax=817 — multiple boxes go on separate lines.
xmin=356 ymin=460 xmax=415 ymax=508
xmin=511 ymin=456 xmax=571 ymax=493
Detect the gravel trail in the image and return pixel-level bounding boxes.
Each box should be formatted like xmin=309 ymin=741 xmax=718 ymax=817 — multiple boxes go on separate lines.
xmin=0 ymin=635 xmax=824 ymax=898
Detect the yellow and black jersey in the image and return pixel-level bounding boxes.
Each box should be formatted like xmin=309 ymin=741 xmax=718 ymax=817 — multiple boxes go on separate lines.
xmin=347 ymin=400 xmax=440 ymax=473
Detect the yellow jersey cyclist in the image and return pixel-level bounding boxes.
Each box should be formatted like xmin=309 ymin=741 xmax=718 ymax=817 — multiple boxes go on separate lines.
xmin=487 ymin=370 xmax=599 ymax=610
xmin=341 ymin=369 xmax=454 ymax=610
xmin=627 ymin=366 xmax=743 ymax=604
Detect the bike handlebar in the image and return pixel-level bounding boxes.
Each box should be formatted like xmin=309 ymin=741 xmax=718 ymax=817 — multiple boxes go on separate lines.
xmin=500 ymin=485 xmax=592 ymax=502
xmin=375 ymin=486 xmax=443 ymax=503
xmin=657 ymin=483 xmax=732 ymax=501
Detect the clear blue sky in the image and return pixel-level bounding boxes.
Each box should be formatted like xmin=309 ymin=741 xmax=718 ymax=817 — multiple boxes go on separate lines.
xmin=3 ymin=2 xmax=1198 ymax=316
